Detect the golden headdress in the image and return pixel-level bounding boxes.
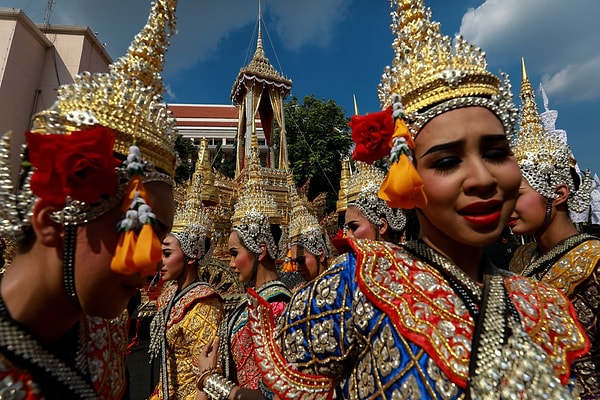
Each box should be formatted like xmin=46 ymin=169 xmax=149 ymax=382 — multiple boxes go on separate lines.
xmin=231 ymin=134 xmax=281 ymax=259
xmin=287 ymin=173 xmax=331 ymax=258
xmin=352 ymin=0 xmax=517 ymax=210
xmin=336 ymin=158 xmax=351 ymax=213
xmin=0 ymin=0 xmax=178 ymax=243
xmin=346 ymin=162 xmax=406 ymax=231
xmin=170 ymin=146 xmax=214 ymax=265
xmin=196 ymin=138 xmax=220 ymax=206
xmin=511 ymin=59 xmax=592 ymax=213
xmin=378 ymin=0 xmax=517 ymax=137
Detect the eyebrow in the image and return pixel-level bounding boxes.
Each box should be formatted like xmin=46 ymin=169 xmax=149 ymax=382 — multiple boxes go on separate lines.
xmin=420 ymin=134 xmax=507 ymax=158
xmin=421 ymin=140 xmax=461 ymax=157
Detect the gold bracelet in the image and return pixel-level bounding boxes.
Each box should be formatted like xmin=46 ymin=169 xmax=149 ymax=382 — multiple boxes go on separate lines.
xmin=196 ymin=367 xmax=223 ymax=391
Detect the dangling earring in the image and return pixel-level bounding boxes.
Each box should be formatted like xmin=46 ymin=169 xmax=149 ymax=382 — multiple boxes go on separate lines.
xmin=543 ymin=198 xmax=553 ymax=225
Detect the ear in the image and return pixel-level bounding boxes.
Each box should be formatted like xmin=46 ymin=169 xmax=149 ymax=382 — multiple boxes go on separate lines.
xmin=318 ymin=249 xmax=326 ymax=264
xmin=186 ymin=256 xmax=197 ymax=266
xmin=553 ymin=184 xmax=570 ymax=206
xmin=31 ymin=199 xmax=64 ymax=248
xmin=257 ymin=243 xmax=268 ymax=262
xmin=378 ymin=218 xmax=389 ymax=236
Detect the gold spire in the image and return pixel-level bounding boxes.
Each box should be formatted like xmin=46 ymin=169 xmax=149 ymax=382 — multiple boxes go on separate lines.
xmin=230 ymin=2 xmax=292 ymax=104
xmin=197 ymin=138 xmax=220 ymax=206
xmin=170 ymin=145 xmax=214 ymax=261
xmin=336 ymin=158 xmax=351 ymax=213
xmin=231 ymin=133 xmax=281 ymax=226
xmin=378 ymin=0 xmax=516 ymax=136
xmin=31 ymin=0 xmax=178 ymax=177
xmin=511 ymin=58 xmax=592 ymax=212
xmin=286 ymin=171 xmax=330 ymax=257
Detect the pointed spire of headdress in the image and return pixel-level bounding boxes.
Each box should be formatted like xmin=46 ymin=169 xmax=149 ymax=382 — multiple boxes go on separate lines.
xmin=197 ymin=138 xmax=220 ymax=206
xmin=231 ymin=133 xmax=281 ymax=258
xmin=31 ymin=0 xmax=178 ymax=177
xmin=511 ymin=58 xmax=592 ymax=212
xmin=170 ymin=143 xmax=214 ymax=263
xmin=378 ymin=0 xmax=516 ymax=136
xmin=336 ymin=158 xmax=351 ymax=213
xmin=286 ymin=171 xmax=330 ymax=258
xmin=234 ymin=131 xmax=279 ymax=225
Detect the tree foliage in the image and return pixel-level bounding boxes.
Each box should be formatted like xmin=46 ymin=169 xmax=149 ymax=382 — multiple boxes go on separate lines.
xmin=174 ymin=134 xmax=197 ymax=184
xmin=278 ymin=95 xmax=352 ymax=212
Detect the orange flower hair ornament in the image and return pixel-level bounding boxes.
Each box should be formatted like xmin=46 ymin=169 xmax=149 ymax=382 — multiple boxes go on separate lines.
xmin=110 ymin=144 xmax=162 ymax=276
xmin=351 ymin=94 xmax=427 ymax=209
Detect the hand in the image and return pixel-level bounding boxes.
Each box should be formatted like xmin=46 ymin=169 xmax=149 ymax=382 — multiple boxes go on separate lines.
xmin=198 ymin=336 xmax=219 ymax=373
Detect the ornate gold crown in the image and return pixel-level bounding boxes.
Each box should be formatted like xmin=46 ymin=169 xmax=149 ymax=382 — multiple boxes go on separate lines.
xmin=511 ymin=59 xmax=592 ymax=213
xmin=30 ymin=0 xmax=178 ymax=177
xmin=231 ymin=134 xmax=281 ymax=259
xmin=346 ymin=162 xmax=406 ymax=231
xmin=378 ymin=0 xmax=517 ymax=136
xmin=196 ymin=138 xmax=220 ymax=206
xmin=170 ymin=145 xmax=214 ymax=263
xmin=287 ymin=173 xmax=330 ymax=257
xmin=336 ymin=158 xmax=351 ymax=213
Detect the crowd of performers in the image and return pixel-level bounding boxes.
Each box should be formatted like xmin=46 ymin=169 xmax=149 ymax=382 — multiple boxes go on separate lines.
xmin=0 ymin=0 xmax=598 ymax=399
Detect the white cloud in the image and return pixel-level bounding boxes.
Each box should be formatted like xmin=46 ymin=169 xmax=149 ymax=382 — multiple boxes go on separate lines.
xmin=459 ymin=0 xmax=600 ymax=103
xmin=267 ymin=0 xmax=349 ymax=50
xmin=7 ymin=0 xmax=349 ymax=80
xmin=542 ymin=56 xmax=600 ymax=102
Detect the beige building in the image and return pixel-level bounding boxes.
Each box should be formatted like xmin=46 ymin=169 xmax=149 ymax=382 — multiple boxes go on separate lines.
xmin=0 ymin=7 xmax=112 ymax=170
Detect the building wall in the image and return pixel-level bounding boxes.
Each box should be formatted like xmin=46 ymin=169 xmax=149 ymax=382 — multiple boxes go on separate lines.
xmin=0 ymin=8 xmax=111 ymax=180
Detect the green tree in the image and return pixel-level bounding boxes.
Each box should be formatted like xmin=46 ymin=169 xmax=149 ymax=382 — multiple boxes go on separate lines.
xmin=174 ymin=134 xmax=197 ymax=184
xmin=277 ymin=95 xmax=352 ymax=212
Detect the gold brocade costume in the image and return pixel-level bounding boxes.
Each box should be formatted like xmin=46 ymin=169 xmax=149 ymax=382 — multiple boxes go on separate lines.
xmin=150 ymin=283 xmax=224 ymax=400
xmin=248 ymin=239 xmax=588 ymax=399
xmin=510 ymin=237 xmax=600 ymax=398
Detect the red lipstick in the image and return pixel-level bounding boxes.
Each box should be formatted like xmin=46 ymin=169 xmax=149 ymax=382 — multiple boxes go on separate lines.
xmin=459 ymin=200 xmax=502 ymax=226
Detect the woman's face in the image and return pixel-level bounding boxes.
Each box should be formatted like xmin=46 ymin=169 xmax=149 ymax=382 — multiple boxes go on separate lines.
xmin=75 ymin=181 xmax=174 ymax=319
xmin=228 ymin=231 xmax=257 ymax=284
xmin=414 ymin=106 xmax=521 ymax=251
xmin=344 ymin=206 xmax=378 ymax=240
xmin=159 ymin=235 xmax=188 ymax=282
xmin=290 ymin=245 xmax=322 ymax=282
xmin=508 ymin=178 xmax=547 ymax=235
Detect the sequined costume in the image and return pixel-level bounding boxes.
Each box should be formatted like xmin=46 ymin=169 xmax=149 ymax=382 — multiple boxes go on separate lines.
xmin=510 ymin=235 xmax=600 ymax=398
xmin=220 ymin=280 xmax=291 ymax=390
xmin=149 ymin=282 xmax=223 ymax=400
xmin=248 ymin=239 xmax=589 ymax=399
xmin=0 ymin=288 xmax=128 ymax=399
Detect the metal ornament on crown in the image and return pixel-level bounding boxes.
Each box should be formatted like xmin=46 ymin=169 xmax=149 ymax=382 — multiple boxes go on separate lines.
xmin=285 ymin=172 xmax=331 ymax=263
xmin=350 ymin=0 xmax=517 ymax=210
xmin=230 ymin=134 xmax=281 ymax=260
xmin=511 ymin=59 xmax=592 ymax=214
xmin=169 ymin=145 xmax=215 ymax=266
xmin=0 ymin=0 xmax=179 ymax=306
xmin=346 ymin=161 xmax=406 ymax=232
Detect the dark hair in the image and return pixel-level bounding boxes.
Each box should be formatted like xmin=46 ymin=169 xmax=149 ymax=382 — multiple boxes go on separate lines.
xmin=269 ymin=224 xmax=282 ymax=245
xmin=569 ymin=166 xmax=581 ymax=191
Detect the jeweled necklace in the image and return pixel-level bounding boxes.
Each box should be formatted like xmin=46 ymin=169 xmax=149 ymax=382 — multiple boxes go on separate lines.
xmin=521 ymin=233 xmax=593 ymax=279
xmin=0 ymin=276 xmax=97 ymax=398
xmin=403 ymin=240 xmax=482 ymax=319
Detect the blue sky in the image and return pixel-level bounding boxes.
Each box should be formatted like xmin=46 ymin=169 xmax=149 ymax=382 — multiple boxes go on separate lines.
xmin=4 ymin=0 xmax=600 ymax=174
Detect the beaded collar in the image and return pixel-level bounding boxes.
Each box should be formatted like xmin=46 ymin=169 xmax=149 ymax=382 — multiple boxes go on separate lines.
xmin=402 ymin=240 xmax=482 ymax=318
xmin=521 ymin=233 xmax=594 ymax=279
xmin=0 ymin=277 xmax=96 ymax=398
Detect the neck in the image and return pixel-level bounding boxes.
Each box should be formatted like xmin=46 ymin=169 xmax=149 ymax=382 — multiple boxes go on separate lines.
xmin=254 ymin=259 xmax=279 ymax=289
xmin=177 ymin=263 xmax=198 ymax=290
xmin=534 ymin=212 xmax=580 ymax=255
xmin=1 ymin=250 xmax=82 ymax=345
xmin=420 ymin=236 xmax=483 ymax=283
